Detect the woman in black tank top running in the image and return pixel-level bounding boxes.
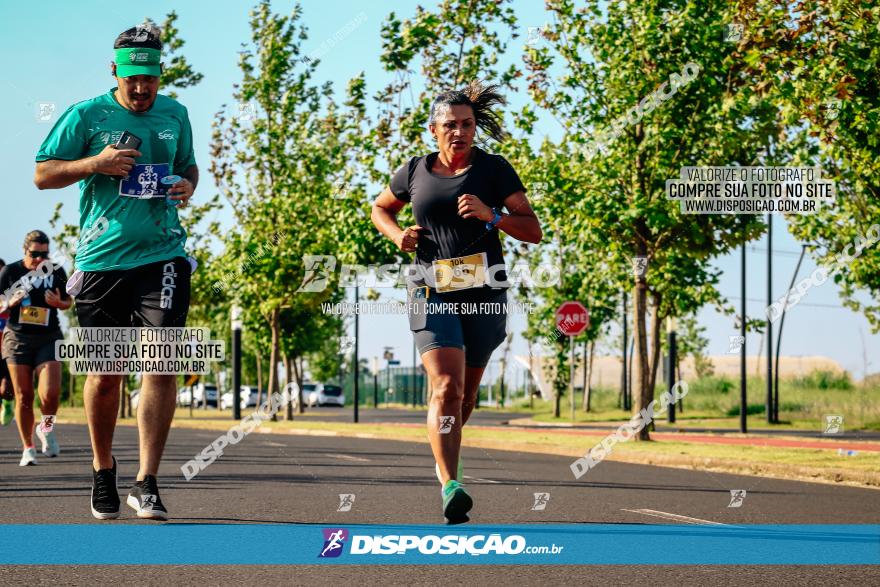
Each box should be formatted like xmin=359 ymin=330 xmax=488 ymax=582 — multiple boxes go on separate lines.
xmin=371 ymin=81 xmax=543 ymax=523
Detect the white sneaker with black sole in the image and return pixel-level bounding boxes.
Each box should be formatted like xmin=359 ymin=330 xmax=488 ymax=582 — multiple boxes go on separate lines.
xmin=91 ymin=457 xmax=120 ymax=520
xmin=127 ymin=475 xmax=168 ymax=521
xmin=19 ymin=447 xmax=38 ymax=466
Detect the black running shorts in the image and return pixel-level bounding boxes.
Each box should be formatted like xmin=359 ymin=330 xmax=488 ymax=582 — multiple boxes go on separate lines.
xmin=409 ymin=288 xmax=507 ymax=368
xmin=1 ymin=329 xmax=63 ymax=367
xmin=74 ymin=257 xmax=191 ymax=328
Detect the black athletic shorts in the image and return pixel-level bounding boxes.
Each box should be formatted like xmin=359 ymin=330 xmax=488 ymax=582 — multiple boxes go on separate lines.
xmin=74 ymin=257 xmax=191 ymax=328
xmin=408 ymin=287 xmax=508 ymax=368
xmin=2 ymin=329 xmax=63 ymax=367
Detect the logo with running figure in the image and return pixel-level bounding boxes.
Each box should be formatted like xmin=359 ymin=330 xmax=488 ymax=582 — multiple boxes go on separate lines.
xmin=531 ymin=492 xmax=550 ymax=511
xmin=36 ymin=102 xmax=56 ymax=122
xmin=728 ymin=489 xmax=747 ymax=508
xmin=337 ymin=494 xmax=355 ymax=512
xmin=297 ymin=255 xmax=337 ymax=293
xmin=319 ymin=528 xmax=348 ymax=558
xmin=438 ymin=415 xmax=455 ymax=434
xmin=631 ymin=256 xmax=648 ymax=277
xmin=728 ymin=335 xmax=745 ymax=354
xmin=824 ymin=415 xmax=844 ymax=434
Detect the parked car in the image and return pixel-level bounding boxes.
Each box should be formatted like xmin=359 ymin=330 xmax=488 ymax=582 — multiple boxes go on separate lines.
xmin=220 ymin=386 xmax=264 ymax=410
xmin=177 ymin=386 xmax=193 ymax=406
xmin=307 ymin=383 xmax=345 ymax=407
xmin=180 ymin=383 xmax=219 ymax=407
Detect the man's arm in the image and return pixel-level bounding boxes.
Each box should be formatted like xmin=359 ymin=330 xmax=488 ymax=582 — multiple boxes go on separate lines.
xmin=167 ymin=164 xmax=198 ymax=207
xmin=34 ymin=158 xmax=97 ymax=190
xmin=180 ymin=164 xmax=198 ymax=190
xmin=34 ymin=145 xmax=141 ymax=190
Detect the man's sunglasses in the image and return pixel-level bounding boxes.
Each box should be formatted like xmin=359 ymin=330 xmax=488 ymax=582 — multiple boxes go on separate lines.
xmin=27 ymin=250 xmax=49 ymax=259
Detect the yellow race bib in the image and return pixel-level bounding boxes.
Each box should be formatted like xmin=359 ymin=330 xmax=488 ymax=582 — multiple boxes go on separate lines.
xmin=431 ymin=252 xmax=488 ymax=293
xmin=19 ymin=306 xmax=50 ymax=326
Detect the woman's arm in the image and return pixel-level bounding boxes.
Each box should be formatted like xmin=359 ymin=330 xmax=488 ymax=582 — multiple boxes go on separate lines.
xmin=457 ymin=190 xmax=543 ymax=244
xmin=371 ymin=187 xmax=426 ymax=253
xmin=496 ymin=190 xmax=542 ymax=244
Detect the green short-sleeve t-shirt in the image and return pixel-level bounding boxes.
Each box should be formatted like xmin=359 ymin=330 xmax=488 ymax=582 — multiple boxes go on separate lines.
xmin=36 ymin=88 xmax=196 ymax=272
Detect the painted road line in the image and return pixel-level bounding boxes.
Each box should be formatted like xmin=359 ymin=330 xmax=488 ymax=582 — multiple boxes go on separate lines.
xmin=325 ymin=453 xmax=371 ymax=462
xmin=622 ymin=508 xmax=727 ymax=525
xmin=464 ymin=476 xmax=502 ymax=484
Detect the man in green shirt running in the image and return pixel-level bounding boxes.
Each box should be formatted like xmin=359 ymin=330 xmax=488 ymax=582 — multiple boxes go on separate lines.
xmin=33 ymin=23 xmax=198 ymax=521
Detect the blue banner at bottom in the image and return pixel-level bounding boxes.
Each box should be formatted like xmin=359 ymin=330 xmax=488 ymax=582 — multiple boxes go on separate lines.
xmin=0 ymin=524 xmax=877 ymax=565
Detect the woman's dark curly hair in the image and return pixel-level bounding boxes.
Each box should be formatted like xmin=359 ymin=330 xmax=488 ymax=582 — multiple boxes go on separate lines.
xmin=429 ymin=81 xmax=508 ymax=143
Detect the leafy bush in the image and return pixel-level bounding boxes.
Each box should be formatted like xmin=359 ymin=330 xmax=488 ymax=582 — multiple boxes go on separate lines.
xmin=793 ymin=370 xmax=853 ymax=390
xmin=690 ymin=376 xmax=735 ymax=395
xmin=725 ymin=403 xmax=765 ymax=416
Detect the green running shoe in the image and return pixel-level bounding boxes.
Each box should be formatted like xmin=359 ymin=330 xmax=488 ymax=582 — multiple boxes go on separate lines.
xmin=0 ymin=400 xmax=12 ymax=426
xmin=442 ymin=479 xmax=472 ymax=525
xmin=434 ymin=457 xmax=464 ymax=484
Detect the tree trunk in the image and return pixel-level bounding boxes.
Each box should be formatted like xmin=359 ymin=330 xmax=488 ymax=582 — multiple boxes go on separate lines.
xmin=583 ymin=340 xmax=594 ymax=412
xmin=284 ymin=354 xmax=293 ymax=421
xmin=676 ymin=358 xmax=684 ymax=412
xmin=213 ymin=357 xmax=223 ymax=411
xmin=296 ymin=356 xmax=305 ymax=414
xmin=268 ymin=308 xmax=280 ymax=422
xmin=648 ymin=292 xmax=663 ymax=406
xmin=256 ymin=345 xmax=264 ymax=407
xmin=632 ymin=277 xmax=650 ymax=441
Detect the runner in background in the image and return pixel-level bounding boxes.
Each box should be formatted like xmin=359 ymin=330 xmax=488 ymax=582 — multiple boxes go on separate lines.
xmin=0 ymin=258 xmax=14 ymax=426
xmin=33 ymin=23 xmax=197 ymax=520
xmin=0 ymin=232 xmax=70 ymax=465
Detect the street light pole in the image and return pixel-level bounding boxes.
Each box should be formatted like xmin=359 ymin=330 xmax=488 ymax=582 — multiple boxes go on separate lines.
xmin=667 ymin=316 xmax=677 ymax=423
xmin=231 ymin=305 xmax=243 ymax=421
xmin=740 ymin=222 xmax=747 ymax=434
xmin=766 ymin=214 xmax=774 ymax=423
xmin=353 ymin=284 xmax=359 ymax=424
xmin=621 ymin=290 xmax=628 ymax=410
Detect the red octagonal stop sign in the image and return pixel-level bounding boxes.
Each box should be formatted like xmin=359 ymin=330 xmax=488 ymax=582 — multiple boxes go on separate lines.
xmin=555 ymin=301 xmax=589 ymax=336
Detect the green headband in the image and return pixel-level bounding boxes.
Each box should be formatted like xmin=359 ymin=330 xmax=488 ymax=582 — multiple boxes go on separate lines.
xmin=114 ymin=47 xmax=161 ymax=78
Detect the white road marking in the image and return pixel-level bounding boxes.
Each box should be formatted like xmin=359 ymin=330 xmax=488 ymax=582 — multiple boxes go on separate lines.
xmin=622 ymin=508 xmax=727 ymax=526
xmin=464 ymin=476 xmax=502 ymax=484
xmin=324 ymin=453 xmax=371 ymax=462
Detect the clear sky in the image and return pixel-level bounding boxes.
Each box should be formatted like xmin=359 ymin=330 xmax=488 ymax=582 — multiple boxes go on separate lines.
xmin=2 ymin=0 xmax=876 ymax=380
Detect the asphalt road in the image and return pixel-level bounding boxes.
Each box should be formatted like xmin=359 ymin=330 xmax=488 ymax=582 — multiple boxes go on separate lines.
xmin=1 ymin=422 xmax=877 ymax=584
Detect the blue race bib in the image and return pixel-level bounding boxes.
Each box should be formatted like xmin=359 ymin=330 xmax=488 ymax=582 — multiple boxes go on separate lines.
xmin=119 ymin=163 xmax=171 ymax=198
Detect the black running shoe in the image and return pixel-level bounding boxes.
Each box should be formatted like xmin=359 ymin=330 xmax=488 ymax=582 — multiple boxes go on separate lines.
xmin=91 ymin=457 xmax=120 ymax=520
xmin=127 ymin=475 xmax=168 ymax=520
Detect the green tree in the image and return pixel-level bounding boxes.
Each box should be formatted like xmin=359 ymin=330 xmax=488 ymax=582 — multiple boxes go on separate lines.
xmin=738 ymin=0 xmax=880 ymax=330
xmin=208 ymin=2 xmax=393 ymax=419
xmin=525 ymin=0 xmax=779 ymax=438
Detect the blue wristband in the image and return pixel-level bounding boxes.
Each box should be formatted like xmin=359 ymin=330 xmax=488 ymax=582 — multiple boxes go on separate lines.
xmin=485 ymin=210 xmax=502 ymax=231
